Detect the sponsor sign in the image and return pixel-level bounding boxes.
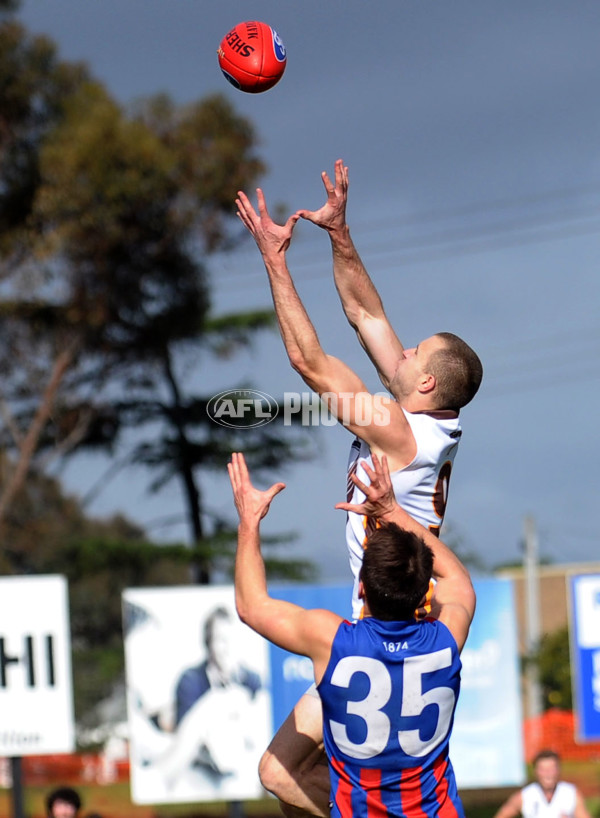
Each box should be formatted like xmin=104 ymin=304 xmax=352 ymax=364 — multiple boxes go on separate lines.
xmin=0 ymin=575 xmax=74 ymax=756
xmin=569 ymin=574 xmax=600 ymax=740
xmin=123 ymin=586 xmax=271 ymax=804
xmin=124 ymin=578 xmax=524 ymax=802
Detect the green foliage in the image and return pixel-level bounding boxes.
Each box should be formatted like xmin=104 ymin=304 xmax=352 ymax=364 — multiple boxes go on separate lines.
xmin=0 ymin=14 xmax=314 ymax=583
xmin=535 ymin=626 xmax=573 ymax=710
xmin=0 ymin=15 xmax=317 ymax=730
xmin=0 ymin=20 xmax=89 ymax=260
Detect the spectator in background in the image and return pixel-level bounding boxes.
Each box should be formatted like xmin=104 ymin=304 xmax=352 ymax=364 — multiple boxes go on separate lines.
xmin=45 ymin=787 xmax=82 ymax=818
xmin=493 ymin=750 xmax=591 ymax=818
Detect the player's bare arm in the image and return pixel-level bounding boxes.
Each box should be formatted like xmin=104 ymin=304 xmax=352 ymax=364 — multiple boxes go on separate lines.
xmin=575 ymin=789 xmax=593 ymax=818
xmin=228 ymin=452 xmax=340 ymax=680
xmin=296 ymin=159 xmax=405 ymax=391
xmin=236 ymin=189 xmax=417 ymax=467
xmin=336 ymin=453 xmax=475 ymax=651
xmin=492 ymin=791 xmax=524 ymax=818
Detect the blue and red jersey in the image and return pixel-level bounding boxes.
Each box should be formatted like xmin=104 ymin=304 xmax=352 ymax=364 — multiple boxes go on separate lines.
xmin=318 ymin=617 xmax=464 ymax=818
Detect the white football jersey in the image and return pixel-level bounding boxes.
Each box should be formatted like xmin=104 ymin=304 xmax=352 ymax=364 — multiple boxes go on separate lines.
xmin=521 ymin=782 xmax=577 ymax=818
xmin=345 ymin=408 xmax=461 ymax=619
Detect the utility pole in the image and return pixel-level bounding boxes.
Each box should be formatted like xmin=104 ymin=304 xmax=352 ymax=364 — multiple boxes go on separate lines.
xmin=523 ymin=515 xmax=543 ymax=728
xmin=10 ymin=757 xmax=24 ymax=818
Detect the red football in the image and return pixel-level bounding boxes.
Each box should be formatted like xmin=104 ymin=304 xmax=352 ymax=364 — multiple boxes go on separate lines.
xmin=218 ymin=21 xmax=287 ymax=93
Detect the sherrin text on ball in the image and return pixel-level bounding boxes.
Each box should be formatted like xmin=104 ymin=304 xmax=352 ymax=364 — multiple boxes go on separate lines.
xmin=217 ymin=20 xmax=286 ymax=93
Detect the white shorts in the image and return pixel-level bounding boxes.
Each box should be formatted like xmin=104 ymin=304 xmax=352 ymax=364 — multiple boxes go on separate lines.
xmin=305 ymin=682 xmax=320 ymax=698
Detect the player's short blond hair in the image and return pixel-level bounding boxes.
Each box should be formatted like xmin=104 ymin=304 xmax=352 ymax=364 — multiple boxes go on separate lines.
xmin=427 ymin=332 xmax=483 ymax=411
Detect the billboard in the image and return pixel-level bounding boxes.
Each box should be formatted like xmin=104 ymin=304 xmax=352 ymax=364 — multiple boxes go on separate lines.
xmin=569 ymin=574 xmax=600 ymax=741
xmin=0 ymin=575 xmax=74 ymax=756
xmin=270 ymin=578 xmax=525 ymax=790
xmin=123 ymin=586 xmax=272 ymax=804
xmin=268 ymin=584 xmax=350 ymax=731
xmin=450 ymin=578 xmax=525 ymax=787
xmin=124 ymin=577 xmax=524 ymax=803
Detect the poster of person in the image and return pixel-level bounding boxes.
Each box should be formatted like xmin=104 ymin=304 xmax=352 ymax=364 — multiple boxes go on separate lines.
xmin=123 ymin=585 xmax=272 ymax=804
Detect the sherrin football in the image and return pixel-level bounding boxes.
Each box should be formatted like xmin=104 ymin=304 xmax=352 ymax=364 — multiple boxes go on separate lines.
xmin=218 ymin=21 xmax=286 ymax=93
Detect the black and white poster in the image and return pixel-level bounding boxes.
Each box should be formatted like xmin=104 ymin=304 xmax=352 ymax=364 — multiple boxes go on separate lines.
xmin=123 ymin=586 xmax=271 ymax=804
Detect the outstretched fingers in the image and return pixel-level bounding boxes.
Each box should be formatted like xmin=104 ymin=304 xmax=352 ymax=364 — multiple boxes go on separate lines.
xmin=235 ymin=190 xmax=257 ymax=230
xmin=320 ymin=169 xmax=335 ymax=195
xmin=227 ymin=451 xmax=244 ymax=495
xmin=255 ymin=188 xmax=269 ymax=218
xmin=334 ymin=158 xmax=349 ymax=191
xmin=334 ymin=453 xmax=395 ymax=519
xmin=228 ymin=452 xmax=286 ymax=521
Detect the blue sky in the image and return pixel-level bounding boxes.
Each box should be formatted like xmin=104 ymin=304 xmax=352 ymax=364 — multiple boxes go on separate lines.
xmin=17 ymin=0 xmax=600 ymax=577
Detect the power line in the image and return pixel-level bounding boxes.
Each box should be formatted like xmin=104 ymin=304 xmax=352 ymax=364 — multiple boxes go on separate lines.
xmin=477 ymin=361 xmax=600 ymax=399
xmin=483 ymin=341 xmax=600 ymax=375
xmin=211 ymin=210 xmax=600 ymax=289
xmin=344 ymin=180 xmax=600 ymax=233
xmin=481 ymin=327 xmax=600 ymax=360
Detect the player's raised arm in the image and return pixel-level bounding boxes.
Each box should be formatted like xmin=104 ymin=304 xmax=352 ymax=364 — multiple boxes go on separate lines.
xmin=236 ymin=188 xmax=416 ymax=466
xmin=336 ymin=453 xmax=476 ymax=651
xmin=296 ymin=159 xmax=405 ymax=392
xmin=491 ymin=791 xmax=524 ymax=818
xmin=228 ymin=453 xmax=340 ymax=678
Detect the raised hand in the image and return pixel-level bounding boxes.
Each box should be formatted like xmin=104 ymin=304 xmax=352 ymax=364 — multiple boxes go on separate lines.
xmin=236 ymin=188 xmax=299 ymax=258
xmin=228 ymin=452 xmax=286 ymax=524
xmin=296 ymin=159 xmax=349 ymax=232
xmin=335 ymin=452 xmax=398 ymax=520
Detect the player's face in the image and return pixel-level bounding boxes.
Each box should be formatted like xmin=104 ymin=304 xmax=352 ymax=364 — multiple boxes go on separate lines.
xmin=534 ymin=758 xmax=560 ymax=791
xmin=393 ymin=334 xmax=445 ymax=397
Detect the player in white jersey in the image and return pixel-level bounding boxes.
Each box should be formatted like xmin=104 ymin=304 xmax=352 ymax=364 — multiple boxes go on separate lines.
xmin=493 ymin=750 xmax=590 ymax=818
xmin=236 ymin=160 xmax=482 ymax=818
xmin=346 ymin=407 xmax=461 ymax=619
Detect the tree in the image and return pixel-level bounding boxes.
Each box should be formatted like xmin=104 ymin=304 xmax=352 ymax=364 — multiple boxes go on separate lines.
xmin=0 ymin=13 xmax=317 ymax=736
xmin=535 ymin=627 xmax=573 ymax=710
xmin=0 ymin=462 xmax=192 ymax=725
xmin=0 ymin=19 xmax=315 ymax=583
xmin=0 ymin=19 xmax=92 ymax=520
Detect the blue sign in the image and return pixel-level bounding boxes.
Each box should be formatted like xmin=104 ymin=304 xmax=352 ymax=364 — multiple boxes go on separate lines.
xmin=451 ymin=578 xmax=525 ymax=787
xmin=569 ymin=575 xmax=600 ymax=741
xmin=268 ymin=578 xmax=524 ymax=788
xmin=269 ymin=584 xmax=351 ymax=730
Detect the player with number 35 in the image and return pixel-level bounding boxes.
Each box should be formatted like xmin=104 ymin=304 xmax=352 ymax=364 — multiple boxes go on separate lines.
xmin=228 ymin=451 xmax=476 ymax=818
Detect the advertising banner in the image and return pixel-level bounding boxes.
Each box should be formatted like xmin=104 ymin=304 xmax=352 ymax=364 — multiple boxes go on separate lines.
xmin=451 ymin=577 xmax=525 ymax=787
xmin=569 ymin=574 xmax=600 ymax=741
xmin=124 ymin=577 xmax=524 ymax=802
xmin=123 ymin=586 xmax=272 ymax=804
xmin=0 ymin=575 xmax=74 ymax=756
xmin=270 ymin=578 xmax=524 ymax=789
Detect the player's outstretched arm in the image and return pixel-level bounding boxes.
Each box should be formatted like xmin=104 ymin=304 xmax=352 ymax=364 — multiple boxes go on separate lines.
xmin=575 ymin=787 xmax=593 ymax=818
xmin=491 ymin=791 xmax=524 ymax=818
xmin=336 ymin=453 xmax=476 ymax=651
xmin=228 ymin=453 xmax=340 ymax=678
xmin=296 ymin=159 xmax=405 ymax=391
xmin=236 ymin=188 xmax=342 ymax=386
xmin=236 ymin=189 xmax=416 ymax=466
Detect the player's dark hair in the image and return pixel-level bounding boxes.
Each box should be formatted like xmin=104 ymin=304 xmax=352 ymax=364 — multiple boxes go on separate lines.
xmin=360 ymin=522 xmax=433 ymax=620
xmin=203 ymin=606 xmax=231 ymax=650
xmin=533 ymin=749 xmax=561 ymax=766
xmin=427 ymin=332 xmax=483 ymax=411
xmin=46 ymin=787 xmax=82 ymax=816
